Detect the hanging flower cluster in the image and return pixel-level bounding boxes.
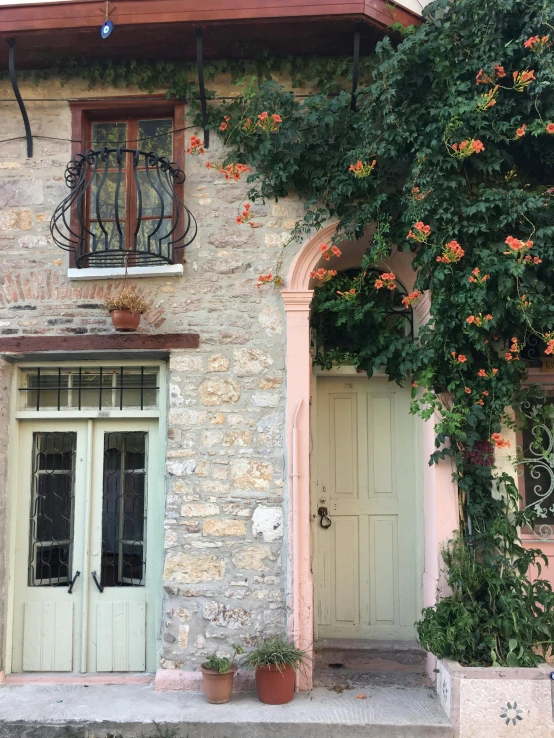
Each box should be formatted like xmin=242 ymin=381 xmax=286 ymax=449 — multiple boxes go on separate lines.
xmin=476 ymin=64 xmax=506 ymax=84
xmin=477 ymin=85 xmax=499 ymax=111
xmin=468 ymin=267 xmax=490 ymax=284
xmin=437 ymin=240 xmax=465 ymax=263
xmin=257 ymin=273 xmax=285 ymax=289
xmin=374 ymin=272 xmax=397 ymax=290
xmin=466 ymin=313 xmax=493 ymax=327
xmin=451 ymin=352 xmax=468 ymax=363
xmin=186 ymin=135 xmax=205 ymax=155
xmin=236 ymin=202 xmax=254 ymax=225
xmin=505 ymin=336 xmax=521 ymax=361
xmin=524 ymin=35 xmax=550 ymax=53
xmin=503 ymin=235 xmax=534 ymax=261
xmin=491 ymin=432 xmax=511 ymax=449
xmin=319 ymin=243 xmax=342 ymax=260
xmin=206 ymin=161 xmax=250 ymax=180
xmin=407 ymin=222 xmax=431 ymax=242
xmin=410 ymin=187 xmax=431 ymax=201
xmin=242 ymin=112 xmax=283 ymax=135
xmin=349 ymin=159 xmax=377 ymax=178
xmin=402 ymin=290 xmax=423 ymax=307
xmin=450 ymin=139 xmax=485 ymax=157
xmin=337 ymin=288 xmax=357 ymax=300
xmin=310 ymin=268 xmax=338 ymax=283
xmin=513 ymin=69 xmax=536 ymax=91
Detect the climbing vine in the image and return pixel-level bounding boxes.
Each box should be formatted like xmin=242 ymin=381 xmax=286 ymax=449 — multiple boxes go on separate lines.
xmin=199 ymin=0 xmax=554 ymax=665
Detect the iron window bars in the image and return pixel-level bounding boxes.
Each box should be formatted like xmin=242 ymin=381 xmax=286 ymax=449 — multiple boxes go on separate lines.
xmin=20 ymin=367 xmax=159 ymax=411
xmin=50 ymin=147 xmax=197 ymax=268
xmin=28 ymin=432 xmax=76 ymax=587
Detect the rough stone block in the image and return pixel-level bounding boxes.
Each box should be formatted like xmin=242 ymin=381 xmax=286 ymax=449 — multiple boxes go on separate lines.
xmin=203 ymin=519 xmax=247 ymax=537
xmin=233 ymin=348 xmax=273 ymax=376
xmin=232 ymin=545 xmax=273 ymax=571
xmin=163 ymin=552 xmax=225 ymax=583
xmin=199 ymin=378 xmax=241 ymax=406
xmin=181 ymin=502 xmax=220 ymax=517
xmin=231 ymin=459 xmax=273 ymax=491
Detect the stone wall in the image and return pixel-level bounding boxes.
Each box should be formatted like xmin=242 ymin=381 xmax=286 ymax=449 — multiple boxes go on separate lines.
xmin=0 ymin=77 xmax=310 ymax=670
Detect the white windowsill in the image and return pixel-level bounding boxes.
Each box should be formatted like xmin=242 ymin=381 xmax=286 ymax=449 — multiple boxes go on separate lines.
xmin=68 ymin=265 xmax=183 ymax=281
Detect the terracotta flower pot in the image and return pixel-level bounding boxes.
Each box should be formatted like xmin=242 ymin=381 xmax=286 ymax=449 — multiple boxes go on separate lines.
xmin=255 ymin=664 xmax=296 ymax=705
xmin=110 ymin=309 xmax=141 ymax=332
xmin=201 ymin=666 xmax=235 ymax=704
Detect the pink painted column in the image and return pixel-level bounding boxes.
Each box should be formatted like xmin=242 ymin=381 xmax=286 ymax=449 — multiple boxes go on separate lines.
xmin=414 ymin=295 xmax=459 ymax=678
xmin=281 ymin=289 xmax=314 ymax=691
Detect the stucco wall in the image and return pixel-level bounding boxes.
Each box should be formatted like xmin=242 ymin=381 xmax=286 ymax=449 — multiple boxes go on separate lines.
xmin=0 ymin=77 xmax=312 ymax=670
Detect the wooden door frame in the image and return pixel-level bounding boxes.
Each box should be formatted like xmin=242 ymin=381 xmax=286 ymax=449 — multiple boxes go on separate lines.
xmin=3 ymin=360 xmax=168 ymax=678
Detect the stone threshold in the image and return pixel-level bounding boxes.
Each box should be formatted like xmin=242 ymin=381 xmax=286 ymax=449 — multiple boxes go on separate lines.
xmin=0 ymin=682 xmax=452 ymax=738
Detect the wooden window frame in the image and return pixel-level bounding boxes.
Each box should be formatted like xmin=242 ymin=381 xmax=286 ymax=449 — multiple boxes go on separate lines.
xmin=69 ymin=98 xmax=185 ymax=268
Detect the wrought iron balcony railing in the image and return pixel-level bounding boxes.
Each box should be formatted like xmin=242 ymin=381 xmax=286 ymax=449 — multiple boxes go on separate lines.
xmin=50 ymin=147 xmax=197 ymax=268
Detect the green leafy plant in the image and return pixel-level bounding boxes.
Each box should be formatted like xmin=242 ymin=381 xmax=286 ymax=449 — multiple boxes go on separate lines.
xmin=244 ymin=636 xmax=308 ymax=671
xmin=417 ymin=479 xmax=554 ymax=667
xmin=202 ymin=644 xmax=244 ymax=674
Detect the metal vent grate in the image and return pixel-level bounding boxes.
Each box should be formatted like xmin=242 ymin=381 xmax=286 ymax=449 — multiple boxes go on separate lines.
xmin=20 ymin=367 xmax=159 ymax=411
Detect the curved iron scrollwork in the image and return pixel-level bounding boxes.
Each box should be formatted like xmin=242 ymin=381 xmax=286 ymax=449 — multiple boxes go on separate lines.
xmin=518 ymin=387 xmax=554 ymax=542
xmin=50 ymin=147 xmax=197 ymax=268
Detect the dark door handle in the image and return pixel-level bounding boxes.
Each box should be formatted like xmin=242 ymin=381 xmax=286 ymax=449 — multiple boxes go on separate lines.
xmin=318 ymin=507 xmax=332 ymax=529
xmin=68 ymin=570 xmax=80 ymax=594
xmin=91 ymin=570 xmax=104 ymax=593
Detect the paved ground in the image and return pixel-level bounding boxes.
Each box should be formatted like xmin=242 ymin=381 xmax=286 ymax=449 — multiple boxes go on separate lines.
xmin=0 ymin=682 xmax=452 ymax=738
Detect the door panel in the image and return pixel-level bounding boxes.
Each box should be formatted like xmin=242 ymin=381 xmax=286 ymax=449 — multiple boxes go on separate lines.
xmin=12 ymin=421 xmax=87 ymax=673
xmin=22 ymin=602 xmax=74 ymax=671
xmin=315 ymin=377 xmax=420 ymax=640
xmin=96 ymin=602 xmax=146 ymax=671
xmin=88 ymin=420 xmax=158 ymax=673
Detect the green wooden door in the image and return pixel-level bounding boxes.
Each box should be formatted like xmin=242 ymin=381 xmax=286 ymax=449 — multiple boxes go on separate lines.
xmin=11 ymin=419 xmax=160 ymax=673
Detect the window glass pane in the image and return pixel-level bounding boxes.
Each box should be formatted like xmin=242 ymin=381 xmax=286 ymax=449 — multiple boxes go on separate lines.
xmin=102 ymin=432 xmax=147 ymax=587
xmin=89 ymin=221 xmax=126 ymax=263
xmin=21 ymin=368 xmax=158 ymax=410
xmin=91 ymin=172 xmax=126 ymax=220
xmin=138 ymin=119 xmax=172 ymax=158
xmin=29 ymin=432 xmax=76 ymax=586
xmin=92 ymin=122 xmax=127 ymax=167
xmin=136 ymin=170 xmax=173 ymax=217
xmin=135 ymin=218 xmax=173 ymax=262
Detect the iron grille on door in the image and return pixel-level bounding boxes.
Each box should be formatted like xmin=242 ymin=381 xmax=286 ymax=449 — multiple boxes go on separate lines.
xmin=28 ymin=432 xmax=76 ymax=586
xmin=102 ymin=432 xmax=147 ymax=587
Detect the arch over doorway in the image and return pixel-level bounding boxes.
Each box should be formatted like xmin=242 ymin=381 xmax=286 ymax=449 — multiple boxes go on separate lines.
xmin=280 ymin=223 xmax=458 ymax=690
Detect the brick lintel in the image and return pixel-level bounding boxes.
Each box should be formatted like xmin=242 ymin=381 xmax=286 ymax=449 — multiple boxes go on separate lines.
xmin=0 ymin=333 xmax=200 ymax=357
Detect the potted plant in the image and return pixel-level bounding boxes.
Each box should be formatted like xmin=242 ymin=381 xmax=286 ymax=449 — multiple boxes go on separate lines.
xmin=105 ymin=287 xmax=150 ymax=332
xmin=200 ymin=644 xmax=244 ymax=704
xmin=245 ymin=636 xmax=308 ymax=705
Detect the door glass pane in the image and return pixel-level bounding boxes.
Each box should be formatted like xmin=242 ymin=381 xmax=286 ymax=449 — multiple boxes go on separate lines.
xmin=102 ymin=432 xmax=147 ymax=587
xmin=521 ymin=397 xmax=554 ymax=524
xmin=28 ymin=432 xmax=76 ymax=586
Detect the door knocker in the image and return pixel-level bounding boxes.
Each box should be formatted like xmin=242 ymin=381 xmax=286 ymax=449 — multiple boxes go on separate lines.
xmin=318 ymin=506 xmax=332 ymax=529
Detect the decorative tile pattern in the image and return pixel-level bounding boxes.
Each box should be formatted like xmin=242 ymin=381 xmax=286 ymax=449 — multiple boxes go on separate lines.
xmin=499 ymin=702 xmax=523 ymax=726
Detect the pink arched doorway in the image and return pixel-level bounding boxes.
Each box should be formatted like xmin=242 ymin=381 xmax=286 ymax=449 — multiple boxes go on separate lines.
xmin=280 ymin=224 xmax=458 ymax=690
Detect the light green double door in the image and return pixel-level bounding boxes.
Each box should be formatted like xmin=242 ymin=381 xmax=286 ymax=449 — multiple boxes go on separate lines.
xmin=12 ymin=419 xmax=160 ymax=673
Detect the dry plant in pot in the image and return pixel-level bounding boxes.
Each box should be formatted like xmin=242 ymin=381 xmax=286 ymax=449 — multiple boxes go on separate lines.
xmin=201 ymin=645 xmax=244 ymax=704
xmin=245 ymin=636 xmax=308 ymax=705
xmin=105 ymin=288 xmax=150 ymax=332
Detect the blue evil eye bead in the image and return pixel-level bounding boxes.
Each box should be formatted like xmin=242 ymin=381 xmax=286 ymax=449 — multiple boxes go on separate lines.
xmin=100 ymin=20 xmax=114 ymax=39
xmin=550 ymin=671 xmax=554 ymax=680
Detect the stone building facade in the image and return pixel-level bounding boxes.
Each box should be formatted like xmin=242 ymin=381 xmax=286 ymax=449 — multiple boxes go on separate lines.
xmin=0 ymin=75 xmax=312 ymax=679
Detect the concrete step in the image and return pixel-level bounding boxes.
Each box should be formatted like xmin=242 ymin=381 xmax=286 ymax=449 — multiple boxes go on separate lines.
xmin=0 ymin=683 xmax=452 ymax=738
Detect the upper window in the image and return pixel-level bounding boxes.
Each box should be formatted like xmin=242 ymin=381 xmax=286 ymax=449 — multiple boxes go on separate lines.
xmin=87 ymin=117 xmax=174 ymax=266
xmin=51 ymin=101 xmax=197 ymax=269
